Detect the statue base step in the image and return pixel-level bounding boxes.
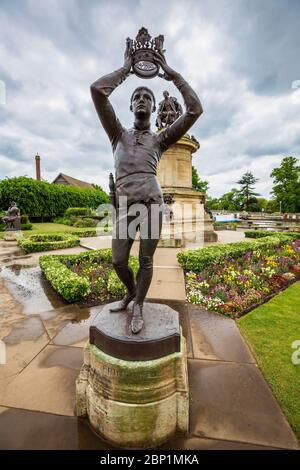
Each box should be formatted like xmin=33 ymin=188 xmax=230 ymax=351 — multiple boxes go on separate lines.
xmin=76 ymin=302 xmax=189 ymax=449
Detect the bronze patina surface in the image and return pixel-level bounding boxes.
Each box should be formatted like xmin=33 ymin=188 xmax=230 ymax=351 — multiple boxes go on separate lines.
xmin=90 ymin=302 xmax=180 ymax=361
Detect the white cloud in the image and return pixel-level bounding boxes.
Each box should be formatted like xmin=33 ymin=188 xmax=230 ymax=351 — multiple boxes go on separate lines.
xmin=0 ymin=0 xmax=299 ymax=197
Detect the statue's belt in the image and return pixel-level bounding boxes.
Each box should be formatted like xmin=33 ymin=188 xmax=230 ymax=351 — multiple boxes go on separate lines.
xmin=115 ymin=172 xmax=156 ymax=187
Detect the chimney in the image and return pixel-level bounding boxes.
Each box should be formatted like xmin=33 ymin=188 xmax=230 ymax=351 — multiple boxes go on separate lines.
xmin=35 ymin=153 xmax=41 ymax=180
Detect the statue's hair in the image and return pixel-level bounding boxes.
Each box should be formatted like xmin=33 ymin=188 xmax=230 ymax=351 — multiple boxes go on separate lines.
xmin=130 ymin=87 xmax=156 ymax=111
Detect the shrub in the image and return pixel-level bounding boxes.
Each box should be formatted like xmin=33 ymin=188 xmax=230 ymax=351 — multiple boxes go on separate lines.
xmin=65 ymin=207 xmax=92 ymax=218
xmin=73 ymin=217 xmax=98 ymax=228
xmin=0 ymin=177 xmax=109 ymax=217
xmin=39 ymin=256 xmax=90 ymax=302
xmin=53 ymin=217 xmax=70 ymax=225
xmin=245 ymin=230 xmax=299 ymax=240
xmin=177 ymin=235 xmax=295 ymax=272
xmin=21 ymin=214 xmax=30 ymax=224
xmin=21 ymin=223 xmax=33 ymax=230
xmin=18 ymin=233 xmax=80 ymax=253
xmin=39 ymin=249 xmax=138 ymax=303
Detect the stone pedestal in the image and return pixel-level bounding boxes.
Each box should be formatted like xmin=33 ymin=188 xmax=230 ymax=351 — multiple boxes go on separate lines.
xmin=157 ymin=134 xmax=217 ymax=246
xmin=76 ymin=302 xmax=189 ymax=449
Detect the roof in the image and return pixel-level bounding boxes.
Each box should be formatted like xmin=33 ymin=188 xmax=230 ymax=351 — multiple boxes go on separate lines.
xmin=52 ymin=173 xmax=94 ymax=189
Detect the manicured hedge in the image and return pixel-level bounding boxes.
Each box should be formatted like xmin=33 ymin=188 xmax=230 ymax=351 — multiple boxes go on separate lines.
xmin=18 ymin=233 xmax=80 ymax=253
xmin=245 ymin=230 xmax=300 ymax=240
xmin=40 ymin=256 xmax=90 ymax=302
xmin=64 ymin=207 xmax=92 ymax=217
xmin=39 ymin=249 xmax=138 ymax=302
xmin=0 ymin=177 xmax=109 ymax=217
xmin=177 ymin=234 xmax=297 ymax=272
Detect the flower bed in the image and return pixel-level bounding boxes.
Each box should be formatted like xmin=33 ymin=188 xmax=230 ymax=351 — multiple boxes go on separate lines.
xmin=18 ymin=232 xmax=80 ymax=253
xmin=178 ymin=235 xmax=300 ymax=317
xmin=39 ymin=249 xmax=138 ymax=304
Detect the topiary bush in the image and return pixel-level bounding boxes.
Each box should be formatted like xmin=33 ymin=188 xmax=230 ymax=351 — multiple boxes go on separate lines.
xmin=18 ymin=233 xmax=80 ymax=253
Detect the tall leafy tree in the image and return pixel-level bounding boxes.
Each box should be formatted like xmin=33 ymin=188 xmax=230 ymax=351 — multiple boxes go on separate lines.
xmin=236 ymin=171 xmax=259 ymax=211
xmin=271 ymin=156 xmax=300 ymax=213
xmin=192 ymin=166 xmax=209 ymax=194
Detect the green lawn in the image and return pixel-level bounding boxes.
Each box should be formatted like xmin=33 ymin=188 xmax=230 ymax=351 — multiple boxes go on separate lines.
xmin=0 ymin=223 xmax=94 ymax=239
xmin=238 ymin=281 xmax=300 ymax=441
xmin=30 ymin=223 xmax=83 ymax=233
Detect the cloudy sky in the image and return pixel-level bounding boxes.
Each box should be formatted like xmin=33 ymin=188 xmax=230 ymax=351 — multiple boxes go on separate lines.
xmin=0 ymin=0 xmax=299 ymax=197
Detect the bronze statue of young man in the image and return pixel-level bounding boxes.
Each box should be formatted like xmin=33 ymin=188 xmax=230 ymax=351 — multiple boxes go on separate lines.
xmin=91 ymin=40 xmax=203 ymax=334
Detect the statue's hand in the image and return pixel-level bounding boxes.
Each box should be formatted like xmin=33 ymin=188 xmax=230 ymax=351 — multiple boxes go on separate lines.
xmin=123 ymin=38 xmax=133 ymax=73
xmin=153 ymin=51 xmax=177 ymax=81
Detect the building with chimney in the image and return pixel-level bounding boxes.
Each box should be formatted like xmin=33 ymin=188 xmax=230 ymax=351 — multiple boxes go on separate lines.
xmin=52 ymin=173 xmax=94 ymax=189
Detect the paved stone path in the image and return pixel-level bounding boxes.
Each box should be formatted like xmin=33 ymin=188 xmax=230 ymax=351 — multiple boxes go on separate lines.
xmin=0 ymin=237 xmax=298 ymax=449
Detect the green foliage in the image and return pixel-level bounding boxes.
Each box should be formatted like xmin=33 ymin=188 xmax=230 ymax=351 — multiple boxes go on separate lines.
xmin=192 ymin=166 xmax=209 ymax=193
xmin=73 ymin=217 xmax=98 ymax=228
xmin=245 ymin=230 xmax=300 ymax=240
xmin=39 ymin=249 xmax=139 ymax=303
xmin=39 ymin=256 xmax=90 ymax=302
xmin=20 ymin=214 xmax=30 ymax=224
xmin=21 ymin=223 xmax=33 ymax=230
xmin=236 ymin=171 xmax=260 ymax=211
xmin=177 ymin=234 xmax=296 ymax=272
xmin=18 ymin=232 xmax=80 ymax=253
xmin=271 ymin=156 xmax=300 ymax=213
xmin=64 ymin=207 xmax=92 ymax=217
xmin=0 ymin=177 xmax=109 ymax=217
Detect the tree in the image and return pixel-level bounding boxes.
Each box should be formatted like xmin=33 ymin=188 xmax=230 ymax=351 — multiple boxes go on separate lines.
xmin=271 ymin=156 xmax=300 ymax=213
xmin=236 ymin=171 xmax=259 ymax=211
xmin=218 ymin=188 xmax=243 ymax=211
xmin=192 ymin=166 xmax=209 ymax=194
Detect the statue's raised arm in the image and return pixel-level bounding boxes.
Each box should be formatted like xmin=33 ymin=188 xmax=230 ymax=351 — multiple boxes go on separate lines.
xmin=90 ymin=38 xmax=133 ymax=149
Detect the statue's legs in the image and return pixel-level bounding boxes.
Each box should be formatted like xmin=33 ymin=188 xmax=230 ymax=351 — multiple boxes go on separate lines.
xmin=131 ymin=204 xmax=163 ymax=333
xmin=110 ymin=235 xmax=136 ymax=311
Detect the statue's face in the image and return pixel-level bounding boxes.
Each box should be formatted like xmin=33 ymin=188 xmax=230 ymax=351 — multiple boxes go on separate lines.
xmin=131 ymin=89 xmax=154 ymax=118
xmin=163 ymin=91 xmax=169 ymax=99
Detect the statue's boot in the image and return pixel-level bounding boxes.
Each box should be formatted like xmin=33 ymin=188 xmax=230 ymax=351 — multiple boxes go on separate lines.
xmin=109 ymin=290 xmax=136 ymax=312
xmin=130 ymin=303 xmax=144 ymax=334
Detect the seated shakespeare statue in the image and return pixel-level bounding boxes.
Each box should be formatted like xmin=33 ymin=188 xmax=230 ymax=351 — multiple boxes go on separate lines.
xmin=91 ymin=40 xmax=203 ymax=334
xmin=3 ymin=202 xmax=21 ymax=230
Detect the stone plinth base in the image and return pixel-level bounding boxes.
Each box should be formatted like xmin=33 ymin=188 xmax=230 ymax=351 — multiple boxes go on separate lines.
xmin=76 ymin=303 xmax=189 ymax=449
xmin=159 ymin=187 xmax=217 ymax=248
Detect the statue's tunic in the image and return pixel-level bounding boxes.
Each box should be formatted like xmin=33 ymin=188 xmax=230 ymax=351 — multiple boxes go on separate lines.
xmin=91 ymin=66 xmax=201 ymax=205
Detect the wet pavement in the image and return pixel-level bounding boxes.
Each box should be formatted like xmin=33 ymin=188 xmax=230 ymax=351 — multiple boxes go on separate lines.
xmin=0 ymin=238 xmax=299 ymax=450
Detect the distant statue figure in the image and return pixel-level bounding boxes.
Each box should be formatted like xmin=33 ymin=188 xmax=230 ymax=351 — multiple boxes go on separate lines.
xmin=156 ymin=91 xmax=183 ymax=129
xmin=3 ymin=202 xmax=21 ymax=231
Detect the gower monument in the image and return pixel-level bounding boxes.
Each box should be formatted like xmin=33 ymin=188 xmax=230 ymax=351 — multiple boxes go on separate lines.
xmin=76 ymin=28 xmax=202 ymax=448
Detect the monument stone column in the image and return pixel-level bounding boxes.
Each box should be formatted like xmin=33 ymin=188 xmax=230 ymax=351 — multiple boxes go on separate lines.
xmin=157 ymin=134 xmax=217 ymax=247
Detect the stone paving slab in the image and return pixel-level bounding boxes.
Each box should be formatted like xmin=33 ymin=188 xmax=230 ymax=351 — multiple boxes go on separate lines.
xmin=147 ymin=266 xmax=186 ymax=301
xmin=188 ymin=305 xmax=255 ymax=363
xmin=188 ymin=359 xmax=299 ymax=450
xmin=0 ymin=406 xmax=277 ymax=450
xmin=0 ymin=316 xmax=49 ymax=380
xmin=50 ymin=307 xmax=103 ymax=348
xmin=0 ymin=345 xmax=83 ymax=416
